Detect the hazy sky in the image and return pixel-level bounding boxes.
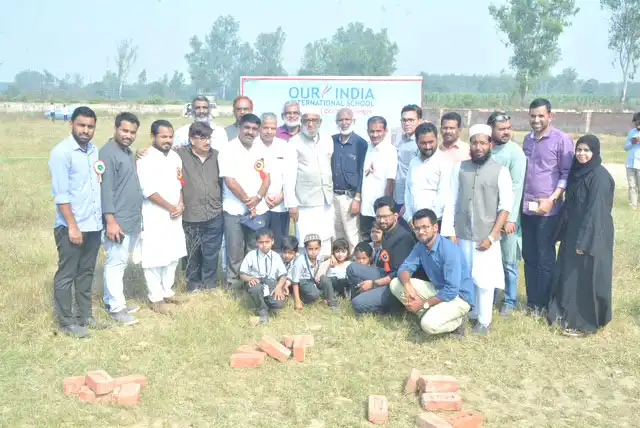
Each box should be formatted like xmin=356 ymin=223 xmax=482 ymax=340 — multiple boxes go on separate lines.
xmin=0 ymin=0 xmax=619 ymax=83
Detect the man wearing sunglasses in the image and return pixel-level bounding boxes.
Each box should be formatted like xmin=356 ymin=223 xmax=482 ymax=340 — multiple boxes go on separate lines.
xmin=487 ymin=112 xmax=526 ymax=317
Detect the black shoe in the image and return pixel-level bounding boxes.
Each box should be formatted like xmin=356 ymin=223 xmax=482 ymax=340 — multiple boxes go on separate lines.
xmin=60 ymin=324 xmax=90 ymax=338
xmin=80 ymin=317 xmax=113 ymax=330
xmin=471 ymin=323 xmax=491 ymax=336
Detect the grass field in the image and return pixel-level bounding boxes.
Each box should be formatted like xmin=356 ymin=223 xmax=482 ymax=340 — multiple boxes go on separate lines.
xmin=0 ymin=114 xmax=639 ymax=427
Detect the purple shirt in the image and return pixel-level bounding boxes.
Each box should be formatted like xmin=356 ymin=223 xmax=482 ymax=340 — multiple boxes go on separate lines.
xmin=276 ymin=125 xmax=299 ymax=141
xmin=522 ymin=127 xmax=574 ymax=217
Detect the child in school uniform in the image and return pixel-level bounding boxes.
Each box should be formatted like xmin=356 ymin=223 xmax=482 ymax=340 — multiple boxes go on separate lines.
xmin=353 ymin=242 xmax=374 ymax=266
xmin=281 ymin=236 xmax=299 ymax=296
xmin=316 ymin=238 xmax=352 ymax=298
xmin=289 ymin=234 xmax=339 ymax=312
xmin=239 ymin=227 xmax=288 ymax=325
xmin=370 ymin=224 xmax=383 ymax=262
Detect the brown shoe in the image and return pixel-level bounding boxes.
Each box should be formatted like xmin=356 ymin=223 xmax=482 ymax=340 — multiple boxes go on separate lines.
xmin=164 ymin=295 xmax=189 ymax=305
xmin=150 ymin=302 xmax=175 ymax=314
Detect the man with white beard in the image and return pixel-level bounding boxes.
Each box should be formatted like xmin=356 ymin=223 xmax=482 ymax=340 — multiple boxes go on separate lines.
xmin=331 ymin=108 xmax=368 ymax=251
xmin=173 ymin=95 xmax=228 ymax=150
xmin=285 ymin=108 xmax=335 ymax=257
xmin=276 ymin=101 xmax=301 ymax=141
xmin=441 ymin=124 xmax=513 ymax=335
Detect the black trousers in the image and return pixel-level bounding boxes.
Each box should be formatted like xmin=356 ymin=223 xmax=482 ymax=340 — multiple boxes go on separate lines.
xmin=266 ymin=211 xmax=290 ymax=252
xmin=183 ymin=215 xmax=224 ymax=291
xmin=53 ymin=226 xmax=101 ymax=327
xmin=297 ymin=278 xmax=337 ymax=306
xmin=247 ymin=278 xmax=286 ymax=314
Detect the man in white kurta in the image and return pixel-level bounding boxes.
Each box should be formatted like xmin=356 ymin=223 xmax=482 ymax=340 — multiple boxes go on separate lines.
xmin=137 ymin=120 xmax=188 ymax=314
xmin=441 ymin=124 xmax=512 ymax=335
xmin=285 ymin=109 xmax=335 ymax=258
xmin=404 ymin=122 xmax=454 ymax=227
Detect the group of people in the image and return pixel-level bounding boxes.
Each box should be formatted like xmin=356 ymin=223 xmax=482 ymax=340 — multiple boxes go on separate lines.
xmin=48 ymin=95 xmax=616 ymax=340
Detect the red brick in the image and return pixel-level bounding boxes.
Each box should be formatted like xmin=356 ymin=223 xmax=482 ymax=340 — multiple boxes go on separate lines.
xmin=446 ymin=411 xmax=484 ymax=428
xmin=95 ymin=392 xmax=115 ymax=404
xmin=293 ymin=337 xmax=306 ymax=362
xmin=230 ymin=352 xmax=265 ymax=368
xmin=283 ymin=334 xmax=314 ymax=348
xmin=63 ymin=375 xmax=86 ymax=396
xmin=78 ymin=386 xmax=96 ymax=403
xmin=116 ymin=383 xmax=141 ymax=407
xmin=258 ymin=336 xmax=291 ymax=362
xmin=113 ymin=374 xmax=148 ymax=389
xmin=368 ymin=395 xmax=389 ymax=425
xmin=420 ymin=392 xmax=462 ymax=412
xmin=85 ymin=370 xmax=115 ymax=395
xmin=417 ymin=376 xmax=459 ymax=393
xmin=235 ymin=344 xmax=267 ymax=357
xmin=404 ymin=368 xmax=422 ymax=394
xmin=416 ymin=412 xmax=453 ymax=428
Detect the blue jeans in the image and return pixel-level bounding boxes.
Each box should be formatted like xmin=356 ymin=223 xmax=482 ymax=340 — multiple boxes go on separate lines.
xmin=501 ymin=262 xmax=519 ymax=309
xmin=266 ymin=211 xmax=290 ymax=251
xmin=347 ymin=263 xmax=397 ymax=314
xmin=183 ymin=215 xmax=224 ymax=291
xmin=521 ymin=214 xmax=559 ymax=310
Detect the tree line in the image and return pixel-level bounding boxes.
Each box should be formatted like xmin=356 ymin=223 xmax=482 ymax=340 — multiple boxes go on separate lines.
xmin=2 ymin=0 xmax=639 ymax=109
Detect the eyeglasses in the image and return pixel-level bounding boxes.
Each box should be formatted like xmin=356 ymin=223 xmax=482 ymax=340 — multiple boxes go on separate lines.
xmin=489 ymin=114 xmax=511 ymax=124
xmin=375 ymin=213 xmax=396 ymax=221
xmin=302 ymin=118 xmax=321 ymax=124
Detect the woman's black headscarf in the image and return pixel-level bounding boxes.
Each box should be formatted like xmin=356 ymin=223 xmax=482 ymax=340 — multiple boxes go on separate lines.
xmin=569 ymin=134 xmax=602 ymax=181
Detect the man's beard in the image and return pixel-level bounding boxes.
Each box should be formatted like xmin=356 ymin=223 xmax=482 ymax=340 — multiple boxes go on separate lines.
xmin=154 ymin=142 xmax=171 ymax=154
xmin=285 ymin=119 xmax=300 ymax=128
xmin=471 ymin=151 xmax=491 ymax=165
xmin=420 ymin=149 xmax=435 ymax=159
xmin=339 ymin=124 xmax=354 ymax=136
xmin=194 ymin=114 xmax=210 ymax=124
xmin=493 ymin=137 xmax=509 ymax=145
xmin=302 ymin=126 xmax=317 ymax=139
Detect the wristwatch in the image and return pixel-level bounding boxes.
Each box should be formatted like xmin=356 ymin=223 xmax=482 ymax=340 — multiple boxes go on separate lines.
xmin=256 ymin=194 xmax=263 ymax=201
xmin=422 ymin=301 xmax=430 ymax=310
xmin=488 ymin=235 xmax=496 ymax=243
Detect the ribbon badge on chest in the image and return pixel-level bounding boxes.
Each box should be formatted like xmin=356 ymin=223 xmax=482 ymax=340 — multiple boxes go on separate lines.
xmin=254 ymin=158 xmax=267 ymax=180
xmin=93 ymin=160 xmax=106 ymax=184
xmin=380 ymin=250 xmax=391 ymax=273
xmin=177 ymin=167 xmax=185 ymax=187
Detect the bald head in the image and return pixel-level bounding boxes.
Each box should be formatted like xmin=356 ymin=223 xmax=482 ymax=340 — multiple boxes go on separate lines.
xmin=336 ymin=108 xmax=355 ymax=136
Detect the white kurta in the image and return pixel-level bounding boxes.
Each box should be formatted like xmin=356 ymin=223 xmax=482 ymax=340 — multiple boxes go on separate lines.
xmin=137 ymin=147 xmax=187 ymax=269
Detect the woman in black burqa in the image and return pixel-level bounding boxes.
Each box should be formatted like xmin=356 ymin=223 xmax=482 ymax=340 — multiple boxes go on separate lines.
xmin=547 ymin=134 xmax=615 ymax=337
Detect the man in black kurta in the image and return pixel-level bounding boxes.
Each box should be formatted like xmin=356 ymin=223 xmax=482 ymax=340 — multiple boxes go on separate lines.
xmin=547 ymin=135 xmax=615 ymax=337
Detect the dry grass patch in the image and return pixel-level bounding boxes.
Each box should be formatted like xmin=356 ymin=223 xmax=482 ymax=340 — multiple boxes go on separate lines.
xmin=0 ymin=115 xmax=639 ymax=427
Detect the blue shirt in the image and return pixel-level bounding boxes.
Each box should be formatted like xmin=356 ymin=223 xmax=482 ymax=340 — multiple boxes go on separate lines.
xmin=398 ymin=235 xmax=475 ymax=307
xmin=49 ymin=136 xmax=103 ymax=232
xmin=331 ymin=132 xmax=368 ymax=193
xmin=624 ymin=128 xmax=640 ymax=169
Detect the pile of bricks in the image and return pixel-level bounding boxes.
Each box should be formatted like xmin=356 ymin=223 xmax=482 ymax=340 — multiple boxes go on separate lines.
xmin=367 ymin=369 xmax=484 ymax=427
xmin=230 ymin=334 xmax=314 ymax=368
xmin=63 ymin=370 xmax=147 ymax=407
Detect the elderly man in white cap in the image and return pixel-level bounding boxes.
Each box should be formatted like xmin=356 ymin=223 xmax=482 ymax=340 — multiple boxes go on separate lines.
xmin=441 ymin=123 xmax=513 ymax=335
xmin=284 ymin=108 xmax=335 ymax=257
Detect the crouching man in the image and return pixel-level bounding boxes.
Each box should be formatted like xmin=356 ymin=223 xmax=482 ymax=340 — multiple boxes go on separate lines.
xmin=390 ymin=209 xmax=474 ymax=336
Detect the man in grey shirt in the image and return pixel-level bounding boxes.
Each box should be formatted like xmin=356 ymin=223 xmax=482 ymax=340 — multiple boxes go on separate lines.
xmin=175 ymin=122 xmax=224 ymax=292
xmin=99 ymin=112 xmax=144 ymax=325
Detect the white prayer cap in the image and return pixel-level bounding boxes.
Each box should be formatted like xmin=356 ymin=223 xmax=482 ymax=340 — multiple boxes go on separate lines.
xmin=468 ymin=124 xmax=492 ymax=139
xmin=301 ymin=107 xmax=322 ymax=118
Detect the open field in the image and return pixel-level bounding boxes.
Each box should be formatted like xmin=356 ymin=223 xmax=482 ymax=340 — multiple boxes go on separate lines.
xmin=0 ymin=115 xmax=639 ymax=427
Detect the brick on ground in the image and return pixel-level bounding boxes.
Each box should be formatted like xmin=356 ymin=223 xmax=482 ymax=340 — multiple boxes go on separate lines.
xmin=416 ymin=412 xmax=453 ymax=428
xmin=63 ymin=375 xmax=86 ymax=396
xmin=258 ymin=336 xmax=291 ymax=362
xmin=293 ymin=336 xmax=307 ymax=362
xmin=420 ymin=392 xmax=462 ymax=412
xmin=404 ymin=368 xmax=422 ymax=394
xmin=78 ymin=386 xmax=96 ymax=403
xmin=85 ymin=370 xmax=115 ymax=395
xmin=235 ymin=344 xmax=267 ymax=356
xmin=114 ymin=374 xmax=148 ymax=389
xmin=230 ymin=352 xmax=266 ymax=368
xmin=283 ymin=334 xmax=314 ymax=348
xmin=116 ymin=383 xmax=141 ymax=407
xmin=417 ymin=375 xmax=459 ymax=393
xmin=368 ymin=395 xmax=389 ymax=425
xmin=446 ymin=411 xmax=484 ymax=428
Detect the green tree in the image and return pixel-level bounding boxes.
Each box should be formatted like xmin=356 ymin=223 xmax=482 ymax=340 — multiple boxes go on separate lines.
xmin=115 ymin=38 xmax=138 ymax=98
xmin=601 ymin=0 xmax=640 ymax=106
xmin=184 ymin=15 xmax=242 ymax=99
xmin=489 ymin=0 xmax=579 ymax=102
xmin=253 ymin=27 xmax=287 ymax=76
xmin=298 ymin=22 xmax=398 ymax=75
xmin=168 ymin=71 xmax=185 ymax=99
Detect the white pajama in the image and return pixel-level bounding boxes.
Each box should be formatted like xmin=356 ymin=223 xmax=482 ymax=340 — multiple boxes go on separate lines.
xmin=143 ymin=261 xmax=179 ymax=303
xmin=295 ymin=203 xmax=335 ymax=258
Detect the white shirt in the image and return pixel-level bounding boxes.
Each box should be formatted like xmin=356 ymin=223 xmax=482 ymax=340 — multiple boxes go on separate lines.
xmin=394 ymin=133 xmax=418 ymax=204
xmin=218 ymin=138 xmax=270 ymax=216
xmin=404 ymin=149 xmax=454 ymax=222
xmin=173 ymin=122 xmax=228 ymax=152
xmin=240 ymin=249 xmax=288 ymax=280
xmin=260 ymin=137 xmax=292 ymax=213
xmin=137 ymin=147 xmax=187 ymax=268
xmin=441 ymin=161 xmax=513 ymax=238
xmin=361 ymin=141 xmax=398 ymax=217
